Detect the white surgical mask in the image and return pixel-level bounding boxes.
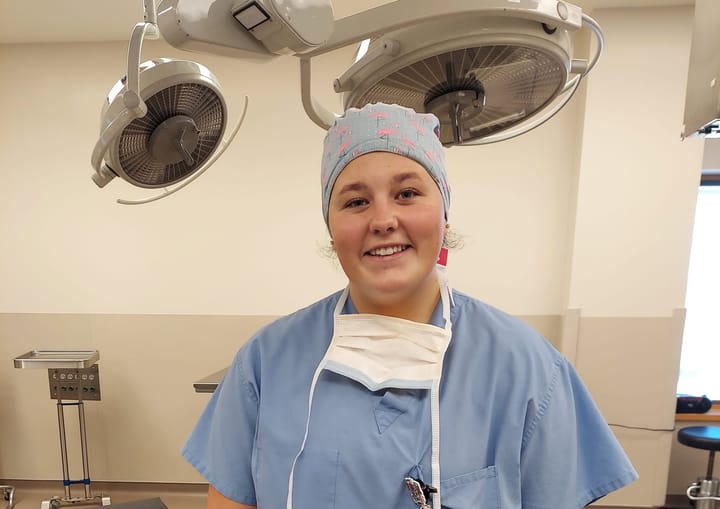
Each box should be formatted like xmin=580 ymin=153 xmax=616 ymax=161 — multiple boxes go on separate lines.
xmin=287 ymin=263 xmax=453 ymax=509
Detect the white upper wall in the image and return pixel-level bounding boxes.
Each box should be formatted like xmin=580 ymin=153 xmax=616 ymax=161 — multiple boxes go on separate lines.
xmin=0 ymin=36 xmax=581 ymax=316
xmin=0 ymin=4 xmax=705 ymax=318
xmin=568 ymin=6 xmax=704 ymax=316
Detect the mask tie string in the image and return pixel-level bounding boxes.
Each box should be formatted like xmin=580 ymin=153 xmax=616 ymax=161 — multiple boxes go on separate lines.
xmin=286 ymin=288 xmax=349 ymax=509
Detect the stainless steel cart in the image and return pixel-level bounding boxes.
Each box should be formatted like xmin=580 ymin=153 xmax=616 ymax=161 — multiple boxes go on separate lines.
xmin=14 ymin=350 xmax=111 ymax=509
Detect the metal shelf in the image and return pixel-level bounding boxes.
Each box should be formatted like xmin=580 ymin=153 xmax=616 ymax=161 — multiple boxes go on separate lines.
xmin=192 ymin=367 xmax=228 ymax=393
xmin=14 ymin=350 xmax=99 ymax=369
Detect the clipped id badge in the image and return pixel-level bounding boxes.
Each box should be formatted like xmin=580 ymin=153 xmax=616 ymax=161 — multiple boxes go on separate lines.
xmin=404 ymin=477 xmax=436 ymax=509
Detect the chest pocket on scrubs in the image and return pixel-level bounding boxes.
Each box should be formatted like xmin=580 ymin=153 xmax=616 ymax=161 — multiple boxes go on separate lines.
xmin=439 ymin=465 xmax=499 ymax=509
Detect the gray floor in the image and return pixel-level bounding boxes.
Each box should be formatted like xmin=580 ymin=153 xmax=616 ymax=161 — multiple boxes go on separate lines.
xmin=2 ymin=480 xmax=695 ymax=509
xmin=1 ymin=481 xmax=206 ymax=509
xmin=660 ymin=494 xmax=693 ymax=509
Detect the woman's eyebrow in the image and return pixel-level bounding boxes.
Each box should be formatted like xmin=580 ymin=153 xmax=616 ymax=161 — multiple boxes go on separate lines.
xmin=393 ymin=171 xmax=424 ymax=183
xmin=335 ymin=182 xmax=368 ymax=195
xmin=336 ymin=171 xmax=423 ymax=196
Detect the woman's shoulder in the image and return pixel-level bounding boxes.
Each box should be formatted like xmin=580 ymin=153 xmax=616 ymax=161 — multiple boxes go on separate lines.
xmin=241 ymin=290 xmax=344 ymax=358
xmin=449 ymin=289 xmax=561 ymax=360
xmin=263 ymin=290 xmax=343 ymax=333
xmin=450 ymin=289 xmax=540 ymax=334
xmin=446 ymin=289 xmax=567 ymax=397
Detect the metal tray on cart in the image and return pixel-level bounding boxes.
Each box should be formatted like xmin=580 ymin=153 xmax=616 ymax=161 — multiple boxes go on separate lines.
xmin=14 ymin=350 xmax=99 ymax=369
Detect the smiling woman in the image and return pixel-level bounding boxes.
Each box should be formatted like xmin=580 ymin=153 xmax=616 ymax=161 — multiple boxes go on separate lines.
xmin=327 ymin=153 xmax=446 ymax=320
xmin=180 ymin=102 xmax=639 ymax=509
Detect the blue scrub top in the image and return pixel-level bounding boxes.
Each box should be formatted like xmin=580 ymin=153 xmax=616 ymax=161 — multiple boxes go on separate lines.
xmin=182 ymin=290 xmax=638 ymax=508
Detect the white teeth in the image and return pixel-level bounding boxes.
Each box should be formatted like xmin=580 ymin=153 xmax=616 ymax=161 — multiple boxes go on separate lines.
xmin=369 ymin=245 xmax=406 ymax=256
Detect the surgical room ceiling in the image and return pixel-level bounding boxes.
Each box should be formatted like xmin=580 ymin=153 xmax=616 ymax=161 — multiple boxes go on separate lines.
xmin=0 ymin=0 xmax=694 ymax=44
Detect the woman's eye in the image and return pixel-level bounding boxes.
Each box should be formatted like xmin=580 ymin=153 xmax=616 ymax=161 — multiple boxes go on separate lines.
xmin=344 ymin=198 xmax=367 ymax=209
xmin=398 ymin=189 xmax=419 ymax=200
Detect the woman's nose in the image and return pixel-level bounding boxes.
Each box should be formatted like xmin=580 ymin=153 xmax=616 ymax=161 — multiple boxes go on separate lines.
xmin=369 ymin=204 xmax=398 ymax=233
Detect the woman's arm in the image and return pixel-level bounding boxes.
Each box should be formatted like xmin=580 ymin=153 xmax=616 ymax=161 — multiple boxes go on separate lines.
xmin=206 ymin=484 xmax=255 ymax=509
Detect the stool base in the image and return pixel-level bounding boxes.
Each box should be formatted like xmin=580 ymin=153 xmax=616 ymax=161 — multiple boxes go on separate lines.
xmin=2 ymin=486 xmax=15 ymax=509
xmin=688 ymin=478 xmax=720 ymax=509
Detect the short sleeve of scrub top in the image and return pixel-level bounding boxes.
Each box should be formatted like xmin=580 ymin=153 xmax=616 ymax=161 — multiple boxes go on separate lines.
xmin=181 ymin=346 xmax=260 ymax=506
xmin=181 ymin=294 xmax=340 ymax=506
xmin=518 ymin=357 xmax=638 ymax=508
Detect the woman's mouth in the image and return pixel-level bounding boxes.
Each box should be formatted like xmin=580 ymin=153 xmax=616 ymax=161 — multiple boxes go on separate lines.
xmin=366 ymin=245 xmax=409 ymax=257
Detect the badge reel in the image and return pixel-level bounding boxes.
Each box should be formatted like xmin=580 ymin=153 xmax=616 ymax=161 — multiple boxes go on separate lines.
xmin=404 ymin=477 xmax=437 ymax=509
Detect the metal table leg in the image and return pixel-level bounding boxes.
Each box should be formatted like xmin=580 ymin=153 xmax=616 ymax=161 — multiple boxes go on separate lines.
xmin=40 ymin=400 xmax=111 ymax=509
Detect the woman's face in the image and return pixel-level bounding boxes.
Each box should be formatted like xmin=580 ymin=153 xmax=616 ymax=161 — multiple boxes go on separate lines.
xmin=327 ymin=152 xmax=446 ymax=313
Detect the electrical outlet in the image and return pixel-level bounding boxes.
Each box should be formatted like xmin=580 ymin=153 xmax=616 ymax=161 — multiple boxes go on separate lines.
xmin=48 ymin=364 xmax=101 ymax=401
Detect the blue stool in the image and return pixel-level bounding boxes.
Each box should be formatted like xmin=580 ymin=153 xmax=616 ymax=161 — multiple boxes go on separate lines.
xmin=678 ymin=426 xmax=720 ymax=509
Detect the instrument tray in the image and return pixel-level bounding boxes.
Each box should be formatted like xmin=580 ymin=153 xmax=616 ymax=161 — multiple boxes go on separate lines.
xmin=14 ymin=349 xmax=99 ymax=369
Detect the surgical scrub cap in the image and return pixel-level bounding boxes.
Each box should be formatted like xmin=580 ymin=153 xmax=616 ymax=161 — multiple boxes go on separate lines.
xmin=321 ymin=103 xmax=450 ymax=225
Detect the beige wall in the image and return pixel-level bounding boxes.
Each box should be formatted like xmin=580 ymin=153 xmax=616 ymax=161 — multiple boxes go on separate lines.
xmin=560 ymin=6 xmax=704 ymax=506
xmin=0 ymin=314 xmax=275 ymax=482
xmin=0 ymin=4 xmax=708 ymax=507
xmin=0 ymin=313 xmax=560 ymax=483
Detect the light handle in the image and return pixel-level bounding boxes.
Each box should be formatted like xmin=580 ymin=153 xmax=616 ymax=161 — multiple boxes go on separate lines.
xmin=90 ymin=21 xmax=155 ymax=186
